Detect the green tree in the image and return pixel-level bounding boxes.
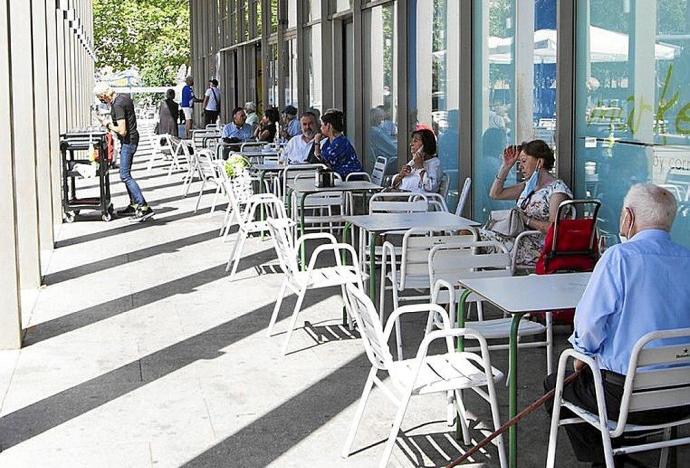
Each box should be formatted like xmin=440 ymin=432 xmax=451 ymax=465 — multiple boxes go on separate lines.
xmin=93 ymin=0 xmax=189 ymax=86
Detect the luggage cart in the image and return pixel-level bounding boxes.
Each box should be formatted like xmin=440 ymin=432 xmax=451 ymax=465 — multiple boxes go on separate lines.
xmin=60 ymin=128 xmax=113 ymax=222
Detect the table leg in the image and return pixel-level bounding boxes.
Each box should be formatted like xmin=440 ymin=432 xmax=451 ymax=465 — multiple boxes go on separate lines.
xmin=300 ymin=193 xmax=307 ymax=271
xmin=341 ymin=222 xmax=352 ymax=326
xmin=509 ymin=312 xmax=526 ymax=468
xmin=455 ymin=288 xmax=472 ymax=440
xmin=369 ymin=232 xmax=377 ymax=303
xmin=259 ymin=170 xmax=266 ymax=239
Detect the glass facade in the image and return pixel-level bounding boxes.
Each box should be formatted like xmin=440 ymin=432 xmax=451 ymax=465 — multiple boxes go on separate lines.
xmin=575 ymin=0 xmax=690 ymax=246
xmin=189 ymin=0 xmax=690 ymax=245
xmin=363 ymin=3 xmax=398 ymax=171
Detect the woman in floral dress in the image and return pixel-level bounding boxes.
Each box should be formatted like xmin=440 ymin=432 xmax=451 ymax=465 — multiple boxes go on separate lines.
xmin=481 ymin=139 xmax=573 ymax=267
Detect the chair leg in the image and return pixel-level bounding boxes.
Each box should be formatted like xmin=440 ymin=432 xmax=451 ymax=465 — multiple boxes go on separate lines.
xmin=341 ymin=285 xmax=354 ymax=331
xmin=546 ymin=312 xmax=553 ymax=374
xmin=477 ymin=301 xmax=485 ymax=321
xmin=342 ymin=367 xmax=377 ymax=458
xmin=658 ymin=427 xmax=672 ymax=468
xmin=379 ymin=391 xmax=412 ymax=468
xmin=225 ymin=228 xmax=243 ymax=272
xmin=194 ymin=179 xmax=207 ymax=213
xmin=378 ymin=258 xmax=387 ymax=322
xmin=282 ymin=287 xmax=307 ymax=355
xmin=392 ymin=287 xmax=404 ymax=361
xmin=209 ymin=184 xmax=221 ymax=216
xmin=267 ymin=279 xmax=288 ymax=336
xmin=228 ymin=232 xmax=247 ymax=279
xmin=452 ymin=390 xmax=471 ymax=446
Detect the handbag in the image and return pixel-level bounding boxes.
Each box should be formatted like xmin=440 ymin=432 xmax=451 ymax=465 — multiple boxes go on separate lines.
xmin=485 ymin=207 xmax=525 ymax=237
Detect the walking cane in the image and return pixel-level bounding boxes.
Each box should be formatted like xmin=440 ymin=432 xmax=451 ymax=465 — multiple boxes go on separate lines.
xmin=446 ymin=368 xmax=584 ymax=467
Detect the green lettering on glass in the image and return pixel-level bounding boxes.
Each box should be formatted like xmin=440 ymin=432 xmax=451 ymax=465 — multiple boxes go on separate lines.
xmin=675 ymin=102 xmax=690 ymax=135
xmin=626 ymin=95 xmax=653 ymax=136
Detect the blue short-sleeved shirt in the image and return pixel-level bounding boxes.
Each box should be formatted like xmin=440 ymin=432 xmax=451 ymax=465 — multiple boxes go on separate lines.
xmin=321 ymin=135 xmax=363 ymax=177
xmin=181 ymin=85 xmax=194 ymax=108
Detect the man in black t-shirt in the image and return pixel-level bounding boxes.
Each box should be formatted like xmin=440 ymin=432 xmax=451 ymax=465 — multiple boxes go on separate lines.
xmin=94 ymin=83 xmax=153 ymax=221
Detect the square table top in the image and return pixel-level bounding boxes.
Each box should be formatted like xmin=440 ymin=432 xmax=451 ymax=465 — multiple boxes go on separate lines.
xmin=288 ymin=179 xmax=383 ymax=194
xmin=458 ymin=272 xmax=592 ymax=314
xmin=251 ymin=162 xmax=286 ymax=171
xmin=343 ymin=211 xmax=479 ymax=232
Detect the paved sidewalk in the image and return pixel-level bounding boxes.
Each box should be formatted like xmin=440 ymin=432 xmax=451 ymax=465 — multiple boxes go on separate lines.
xmin=0 ymin=138 xmax=682 ymax=467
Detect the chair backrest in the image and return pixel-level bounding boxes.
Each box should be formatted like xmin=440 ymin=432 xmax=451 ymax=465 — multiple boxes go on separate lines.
xmin=293 ymin=173 xmax=345 ymax=208
xmin=371 ymin=156 xmax=388 ymax=186
xmin=429 ymin=241 xmax=511 ymax=290
xmin=267 ymin=217 xmax=299 ymax=277
xmin=398 ymin=229 xmax=477 ymax=287
xmin=536 ymin=199 xmax=601 ymax=275
xmin=197 ymin=150 xmax=218 ymax=180
xmin=344 ymin=283 xmax=394 ymax=370
xmin=425 ymin=193 xmax=449 ymax=212
xmin=438 ymin=172 xmax=450 ymax=199
xmin=279 ymin=164 xmax=327 ymax=198
xmin=455 ymin=177 xmax=472 ymax=216
xmin=664 ymin=167 xmax=690 ymax=201
xmin=369 ymin=192 xmax=429 ymax=214
xmin=615 ymin=328 xmax=690 ymax=432
xmin=346 ymin=172 xmax=372 ymax=182
xmin=262 ymin=154 xmax=280 ymax=163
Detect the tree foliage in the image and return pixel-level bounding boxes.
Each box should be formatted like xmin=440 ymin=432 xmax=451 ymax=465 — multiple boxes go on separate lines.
xmin=93 ymin=0 xmax=189 ymax=86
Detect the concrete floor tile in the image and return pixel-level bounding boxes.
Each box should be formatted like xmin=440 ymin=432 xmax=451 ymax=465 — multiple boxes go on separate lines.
xmin=0 ymin=441 xmax=152 ymax=468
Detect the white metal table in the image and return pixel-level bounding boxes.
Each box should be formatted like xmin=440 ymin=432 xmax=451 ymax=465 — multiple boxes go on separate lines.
xmin=456 ymin=272 xmax=591 ymax=468
xmin=343 ymin=212 xmax=480 ymax=301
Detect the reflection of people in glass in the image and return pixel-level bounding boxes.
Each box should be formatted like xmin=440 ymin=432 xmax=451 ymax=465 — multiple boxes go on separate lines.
xmin=476 ymin=127 xmax=510 ymax=218
xmin=377 ymin=104 xmax=397 ymax=136
xmin=597 ymin=142 xmax=649 ymax=236
xmin=391 ymin=128 xmax=443 ymax=194
xmin=481 ymin=140 xmax=573 ymax=267
xmin=368 ymin=107 xmax=397 ymax=165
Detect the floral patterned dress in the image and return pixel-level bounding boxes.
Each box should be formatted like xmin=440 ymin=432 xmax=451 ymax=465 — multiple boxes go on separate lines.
xmin=480 ymin=179 xmax=573 ymax=267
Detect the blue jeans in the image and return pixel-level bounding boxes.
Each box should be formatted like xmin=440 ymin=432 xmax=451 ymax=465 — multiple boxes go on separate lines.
xmin=119 ymin=143 xmax=146 ymax=206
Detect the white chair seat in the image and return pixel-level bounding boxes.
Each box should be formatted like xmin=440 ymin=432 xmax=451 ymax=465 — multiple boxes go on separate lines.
xmin=466 ymin=318 xmax=546 ymax=339
xmin=386 ymin=272 xmax=429 ymax=289
xmin=293 ymin=266 xmax=361 ymax=289
xmin=389 ymin=353 xmax=504 ymax=395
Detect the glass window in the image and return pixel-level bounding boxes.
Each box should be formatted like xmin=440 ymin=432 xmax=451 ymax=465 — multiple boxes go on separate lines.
xmin=287 ymin=38 xmax=298 ymax=108
xmin=574 ymin=0 xmax=690 ymax=247
xmin=288 ymin=0 xmax=297 ymax=29
xmin=268 ymin=42 xmax=278 ymax=107
xmin=409 ymin=0 xmax=461 ymax=208
xmin=472 ymin=0 xmax=517 ymax=220
xmin=336 ymin=0 xmax=352 ymax=12
xmin=363 ymin=3 xmax=398 ymax=171
xmin=255 ymin=0 xmax=262 ymax=35
xmin=306 ymin=0 xmax=321 ymax=22
xmin=270 ymin=0 xmax=278 ymax=33
xmin=305 ymin=24 xmax=323 ymax=112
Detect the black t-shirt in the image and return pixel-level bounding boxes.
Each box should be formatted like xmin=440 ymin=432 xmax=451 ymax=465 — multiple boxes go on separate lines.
xmin=110 ymin=94 xmax=139 ymax=145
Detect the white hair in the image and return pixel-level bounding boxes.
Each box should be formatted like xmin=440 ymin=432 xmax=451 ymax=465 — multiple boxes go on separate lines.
xmin=244 ymin=102 xmax=256 ymax=111
xmin=623 ymin=183 xmax=677 ymax=231
xmin=93 ymin=82 xmax=114 ymax=97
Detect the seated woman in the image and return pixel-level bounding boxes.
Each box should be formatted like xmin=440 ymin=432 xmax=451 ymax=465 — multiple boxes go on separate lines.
xmin=482 ymin=139 xmax=572 ymax=267
xmin=391 ymin=128 xmax=442 ymax=194
xmin=254 ymin=107 xmax=279 ymax=142
xmin=313 ymin=109 xmax=363 ymax=178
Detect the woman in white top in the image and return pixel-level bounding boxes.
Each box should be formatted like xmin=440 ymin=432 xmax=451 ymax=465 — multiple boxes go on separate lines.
xmin=392 ymin=128 xmax=443 ymax=194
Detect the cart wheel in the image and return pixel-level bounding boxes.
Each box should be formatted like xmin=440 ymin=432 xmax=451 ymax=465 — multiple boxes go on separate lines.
xmin=64 ymin=212 xmax=76 ymax=223
xmin=102 ymin=212 xmax=112 ymax=222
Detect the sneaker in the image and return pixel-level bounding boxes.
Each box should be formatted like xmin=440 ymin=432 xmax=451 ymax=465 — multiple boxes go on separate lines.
xmin=116 ymin=204 xmax=137 ymax=217
xmin=130 ymin=205 xmax=154 ymax=222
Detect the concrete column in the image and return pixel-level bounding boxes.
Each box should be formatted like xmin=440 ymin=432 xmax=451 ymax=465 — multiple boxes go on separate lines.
xmin=515 ymin=0 xmax=535 ymax=144
xmin=9 ymin=0 xmax=42 ymax=290
xmin=0 ymin=0 xmax=24 ymax=349
xmin=47 ymin=0 xmax=64 ymax=229
xmin=31 ymin=0 xmax=56 ymax=274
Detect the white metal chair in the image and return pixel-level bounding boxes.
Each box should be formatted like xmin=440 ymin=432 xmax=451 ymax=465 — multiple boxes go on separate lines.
xmin=546 ymin=328 xmax=690 ymax=468
xmin=147 ymin=133 xmax=174 ymax=173
xmin=225 ymin=186 xmax=287 ymax=279
xmin=275 ymin=163 xmax=327 ymax=201
xmin=169 ymin=137 xmax=192 ymax=181
xmin=380 ymin=228 xmax=476 ymax=359
xmin=345 ymin=172 xmax=372 ymax=182
xmin=455 ymin=177 xmax=472 ymax=216
xmin=428 ymin=242 xmax=552 ymax=372
xmin=341 ymin=284 xmax=507 ymax=468
xmin=370 ymin=156 xmax=389 ymax=186
xmin=438 ymin=172 xmax=450 ymax=199
xmin=266 ymin=217 xmax=363 ymax=355
xmin=192 ymin=150 xmax=225 ymax=214
xmin=290 ymin=173 xmax=350 ymax=235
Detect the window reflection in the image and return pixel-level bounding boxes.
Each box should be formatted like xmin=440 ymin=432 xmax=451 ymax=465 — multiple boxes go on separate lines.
xmin=305 ymin=24 xmax=322 ymax=112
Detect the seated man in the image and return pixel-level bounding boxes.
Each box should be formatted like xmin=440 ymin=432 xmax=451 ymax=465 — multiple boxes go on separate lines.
xmin=282 ymin=111 xmax=319 ymax=164
xmin=313 ymin=109 xmax=363 ymax=178
xmin=544 ymin=183 xmax=690 ymax=468
xmin=221 ymin=107 xmax=253 ymax=158
xmin=222 ymin=106 xmax=253 ymax=143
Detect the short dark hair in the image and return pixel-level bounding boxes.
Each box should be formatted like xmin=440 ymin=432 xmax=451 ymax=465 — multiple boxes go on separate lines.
xmin=232 ymin=106 xmax=245 ymax=117
xmin=165 ymin=88 xmax=175 ymax=99
xmin=411 ymin=128 xmax=437 ymax=156
xmin=321 ymin=109 xmax=345 ymax=132
xmin=521 ymin=139 xmax=555 ymax=170
xmin=264 ymin=107 xmax=280 ymax=124
xmin=210 ymin=79 xmax=219 ymax=86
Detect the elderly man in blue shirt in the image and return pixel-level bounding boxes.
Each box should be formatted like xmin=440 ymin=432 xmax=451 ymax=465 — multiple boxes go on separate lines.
xmin=313 ymin=109 xmax=363 ymax=178
xmin=544 ymin=183 xmax=690 ymax=468
xmin=222 ymin=106 xmax=253 ymax=142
